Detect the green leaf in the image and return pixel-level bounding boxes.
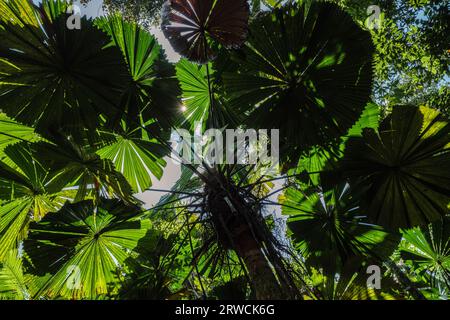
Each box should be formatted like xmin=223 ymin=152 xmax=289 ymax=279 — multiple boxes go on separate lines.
xmin=281 ymin=181 xmax=400 ymax=274
xmin=175 ymin=59 xmax=239 ymax=131
xmin=400 ymin=217 xmax=450 ymax=293
xmin=176 ymin=59 xmax=211 ymax=130
xmin=347 ymin=102 xmax=381 ymax=138
xmin=0 ymin=113 xmax=41 ymax=161
xmin=308 ymin=261 xmax=402 ymax=300
xmin=222 ymin=2 xmax=374 ymax=165
xmin=33 ymin=134 xmax=134 ymax=203
xmin=95 ymin=14 xmax=180 ymax=129
xmin=0 ymin=249 xmax=28 ymax=300
xmin=23 ymin=198 xmax=151 ymax=299
xmin=0 ymin=143 xmax=74 ymax=259
xmin=97 ymin=133 xmax=167 ymax=193
xmin=0 ymin=0 xmax=129 ymax=133
xmin=342 ymin=105 xmax=450 ymax=229
xmin=0 ymin=200 xmax=31 ymax=261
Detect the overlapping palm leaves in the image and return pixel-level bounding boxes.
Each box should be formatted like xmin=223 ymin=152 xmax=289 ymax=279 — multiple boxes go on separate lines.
xmin=175 ymin=59 xmax=239 ymax=130
xmin=0 ymin=0 xmax=447 ymax=300
xmin=0 ymin=250 xmax=28 ymax=299
xmin=0 ymin=142 xmax=75 ymax=260
xmin=34 ymin=132 xmax=135 ymax=203
xmin=280 ymin=180 xmax=400 ymax=274
xmin=0 ymin=0 xmax=175 ymax=194
xmin=96 ymin=14 xmax=180 ymax=129
xmin=0 ymin=114 xmax=41 ymax=162
xmin=400 ymin=217 xmax=450 ymax=296
xmin=307 ymin=261 xmax=402 ymax=300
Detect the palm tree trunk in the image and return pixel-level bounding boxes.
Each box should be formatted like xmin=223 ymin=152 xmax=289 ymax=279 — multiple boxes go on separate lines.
xmin=207 ymin=179 xmax=286 ymax=299
xmin=232 ymin=224 xmax=285 ymax=299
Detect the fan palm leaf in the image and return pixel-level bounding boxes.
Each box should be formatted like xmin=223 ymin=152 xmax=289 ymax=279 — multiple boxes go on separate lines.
xmin=96 ymin=124 xmax=167 ymax=193
xmin=0 ymin=249 xmax=28 ymax=300
xmin=175 ymin=59 xmax=239 ymax=131
xmin=96 ymin=14 xmax=180 ymax=129
xmin=0 ymin=143 xmax=74 ymax=260
xmin=221 ymin=1 xmax=374 ymax=165
xmin=341 ymin=105 xmax=450 ymax=229
xmin=161 ymin=0 xmax=250 ymax=64
xmin=0 ymin=0 xmax=129 ymax=133
xmin=0 ymin=113 xmax=41 ymax=162
xmin=23 ymin=198 xmax=151 ymax=299
xmin=400 ymin=217 xmax=450 ymax=294
xmin=280 ymin=180 xmax=400 ymax=274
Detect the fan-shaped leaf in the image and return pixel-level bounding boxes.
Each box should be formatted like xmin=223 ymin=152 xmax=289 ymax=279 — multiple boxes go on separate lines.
xmin=175 ymin=59 xmax=238 ymax=130
xmin=281 ymin=181 xmax=400 ymax=273
xmin=342 ymin=105 xmax=450 ymax=229
xmin=0 ymin=0 xmax=129 ymax=133
xmin=97 ymin=133 xmax=167 ymax=193
xmin=0 ymin=249 xmax=28 ymax=300
xmin=0 ymin=143 xmax=74 ymax=259
xmin=23 ymin=198 xmax=150 ymax=299
xmin=161 ymin=0 xmax=250 ymax=63
xmin=96 ymin=15 xmax=180 ymax=128
xmin=400 ymin=217 xmax=450 ymax=293
xmin=222 ymin=2 xmax=374 ymax=165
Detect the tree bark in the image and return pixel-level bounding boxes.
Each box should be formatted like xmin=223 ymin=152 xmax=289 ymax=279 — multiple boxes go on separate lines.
xmin=207 ymin=179 xmax=285 ymax=299
xmin=232 ymin=224 xmax=285 ymax=300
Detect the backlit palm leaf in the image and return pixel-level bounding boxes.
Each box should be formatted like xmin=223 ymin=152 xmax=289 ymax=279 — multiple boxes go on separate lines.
xmin=0 ymin=113 xmax=41 ymax=161
xmin=97 ymin=124 xmax=167 ymax=193
xmin=33 ymin=134 xmax=134 ymax=203
xmin=96 ymin=14 xmax=180 ymax=129
xmin=400 ymin=217 xmax=450 ymax=294
xmin=23 ymin=198 xmax=150 ymax=299
xmin=175 ymin=59 xmax=238 ymax=130
xmin=309 ymin=261 xmax=401 ymax=300
xmin=0 ymin=249 xmax=28 ymax=300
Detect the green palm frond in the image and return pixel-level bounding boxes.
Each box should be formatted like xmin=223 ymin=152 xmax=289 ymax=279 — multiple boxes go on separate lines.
xmin=400 ymin=217 xmax=450 ymax=296
xmin=281 ymin=180 xmax=400 ymax=274
xmin=23 ymin=198 xmax=151 ymax=299
xmin=175 ymin=59 xmax=238 ymax=131
xmin=96 ymin=14 xmax=180 ymax=129
xmin=341 ymin=105 xmax=450 ymax=229
xmin=221 ymin=1 xmax=374 ymax=166
xmin=0 ymin=114 xmax=41 ymax=162
xmin=97 ymin=126 xmax=167 ymax=193
xmin=0 ymin=143 xmax=75 ymax=260
xmin=33 ymin=134 xmax=135 ymax=203
xmin=308 ymin=261 xmax=402 ymax=300
xmin=0 ymin=249 xmax=28 ymax=300
xmin=0 ymin=0 xmax=129 ymax=133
